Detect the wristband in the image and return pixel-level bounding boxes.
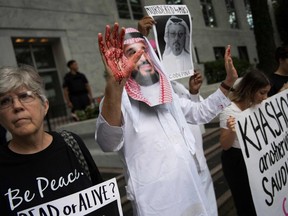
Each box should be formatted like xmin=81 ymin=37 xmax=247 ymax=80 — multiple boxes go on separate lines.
xmin=221 ymin=82 xmax=235 ymax=92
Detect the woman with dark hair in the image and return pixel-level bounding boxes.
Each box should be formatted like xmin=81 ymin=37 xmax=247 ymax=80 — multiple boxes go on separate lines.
xmin=219 ymin=69 xmax=271 ymax=216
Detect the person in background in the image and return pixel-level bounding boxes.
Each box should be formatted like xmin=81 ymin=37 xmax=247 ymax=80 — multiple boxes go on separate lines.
xmin=139 ymin=17 xmax=218 ymax=215
xmin=268 ymin=44 xmax=288 ymax=96
xmin=162 ymin=15 xmax=193 ymax=77
xmin=96 ymin=22 xmax=237 ymax=216
xmin=219 ymin=69 xmax=271 ymax=216
xmin=0 ymin=124 xmax=7 ymax=145
xmin=0 ymin=65 xmax=103 ymax=215
xmin=63 ymin=60 xmax=94 ymax=120
xmin=171 ymin=71 xmax=218 ymax=216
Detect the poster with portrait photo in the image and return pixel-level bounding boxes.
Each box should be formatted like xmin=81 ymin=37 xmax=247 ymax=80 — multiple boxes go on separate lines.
xmin=145 ymin=5 xmax=193 ymax=80
xmin=235 ymin=90 xmax=288 ymax=216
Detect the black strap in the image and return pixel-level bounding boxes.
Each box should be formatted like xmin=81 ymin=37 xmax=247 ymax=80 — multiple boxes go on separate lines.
xmin=60 ymin=130 xmax=91 ymax=181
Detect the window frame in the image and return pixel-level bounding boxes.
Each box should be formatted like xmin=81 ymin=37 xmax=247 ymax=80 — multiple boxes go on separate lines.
xmin=116 ymin=0 xmax=144 ymax=20
xmin=225 ymin=0 xmax=239 ymax=29
xmin=166 ymin=0 xmax=183 ymax=4
xmin=200 ymin=0 xmax=217 ymax=28
xmin=213 ymin=46 xmax=226 ymax=60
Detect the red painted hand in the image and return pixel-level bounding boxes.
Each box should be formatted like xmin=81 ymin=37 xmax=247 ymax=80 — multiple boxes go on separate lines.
xmin=98 ymin=23 xmax=143 ymax=83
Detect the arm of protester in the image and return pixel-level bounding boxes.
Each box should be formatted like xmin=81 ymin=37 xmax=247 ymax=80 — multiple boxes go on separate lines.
xmin=220 ymin=45 xmax=238 ymax=96
xmin=179 ymin=48 xmax=235 ymax=125
xmin=220 ymin=116 xmax=237 ymax=150
xmin=98 ymin=23 xmax=143 ymax=126
xmin=138 ymin=16 xmax=156 ymax=37
xmin=188 ymin=70 xmax=203 ymax=102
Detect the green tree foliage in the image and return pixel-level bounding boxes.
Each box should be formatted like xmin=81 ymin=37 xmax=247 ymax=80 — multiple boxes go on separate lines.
xmin=274 ymin=0 xmax=288 ymax=44
xmin=249 ymin=0 xmax=277 ymax=75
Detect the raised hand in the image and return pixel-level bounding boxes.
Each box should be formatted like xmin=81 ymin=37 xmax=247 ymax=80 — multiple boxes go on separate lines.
xmin=224 ymin=45 xmax=238 ymax=87
xmin=138 ymin=16 xmax=156 ymax=37
xmin=189 ymin=70 xmax=203 ymax=94
xmin=98 ymin=23 xmax=143 ymax=84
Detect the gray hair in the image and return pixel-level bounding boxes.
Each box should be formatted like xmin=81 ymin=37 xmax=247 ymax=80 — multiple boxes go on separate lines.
xmin=0 ymin=65 xmax=47 ymax=102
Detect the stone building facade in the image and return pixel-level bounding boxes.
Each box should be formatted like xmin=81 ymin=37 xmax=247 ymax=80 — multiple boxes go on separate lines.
xmin=0 ymin=0 xmax=278 ymax=117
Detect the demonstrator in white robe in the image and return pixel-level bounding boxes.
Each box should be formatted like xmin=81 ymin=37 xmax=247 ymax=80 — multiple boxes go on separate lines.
xmin=96 ymin=25 xmax=238 ymax=216
xmin=171 ymin=78 xmax=218 ymax=216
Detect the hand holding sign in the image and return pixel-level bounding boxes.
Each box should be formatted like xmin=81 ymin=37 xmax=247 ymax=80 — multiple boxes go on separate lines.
xmin=227 ymin=116 xmax=236 ymax=132
xmin=138 ymin=16 xmax=156 ymax=37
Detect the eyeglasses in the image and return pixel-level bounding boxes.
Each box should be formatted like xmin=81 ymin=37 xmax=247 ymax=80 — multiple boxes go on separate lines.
xmin=0 ymin=91 xmax=37 ymax=110
xmin=168 ymin=32 xmax=185 ymax=39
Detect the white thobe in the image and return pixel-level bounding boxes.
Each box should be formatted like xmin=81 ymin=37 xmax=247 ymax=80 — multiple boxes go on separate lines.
xmin=171 ymin=81 xmax=218 ymax=216
xmin=95 ymin=89 xmax=230 ymax=216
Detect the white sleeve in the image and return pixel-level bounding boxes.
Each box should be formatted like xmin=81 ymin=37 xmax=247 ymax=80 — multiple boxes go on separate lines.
xmin=95 ymin=114 xmax=124 ymax=152
xmin=180 ymin=88 xmax=231 ymax=124
xmin=189 ymin=93 xmax=202 ymax=102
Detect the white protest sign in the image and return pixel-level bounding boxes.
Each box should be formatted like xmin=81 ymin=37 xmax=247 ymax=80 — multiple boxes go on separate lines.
xmin=144 ymin=5 xmax=194 ymax=81
xmin=17 ymin=178 xmax=123 ymax=216
xmin=235 ymin=89 xmax=288 ymax=215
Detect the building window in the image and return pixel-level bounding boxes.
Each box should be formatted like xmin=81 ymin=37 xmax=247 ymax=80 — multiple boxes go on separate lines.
xmin=213 ymin=47 xmax=225 ymax=60
xmin=225 ymin=0 xmax=239 ymax=29
xmin=238 ymin=46 xmax=249 ymax=62
xmin=12 ymin=37 xmax=66 ymax=118
xmin=166 ymin=0 xmax=183 ymax=4
xmin=116 ymin=0 xmax=143 ymax=20
xmin=200 ymin=0 xmax=217 ymax=27
xmin=244 ymin=0 xmax=254 ymax=29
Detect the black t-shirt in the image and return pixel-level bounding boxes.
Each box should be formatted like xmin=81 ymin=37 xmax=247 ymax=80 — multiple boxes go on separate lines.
xmin=268 ymin=73 xmax=288 ymax=96
xmin=0 ymin=131 xmax=102 ymax=215
xmin=63 ymin=72 xmax=89 ymax=95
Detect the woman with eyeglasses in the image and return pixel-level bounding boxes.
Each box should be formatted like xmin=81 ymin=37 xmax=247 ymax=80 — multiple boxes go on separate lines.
xmin=0 ymin=65 xmax=105 ymax=215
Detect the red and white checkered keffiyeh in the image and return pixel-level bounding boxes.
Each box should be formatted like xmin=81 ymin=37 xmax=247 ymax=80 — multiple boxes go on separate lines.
xmin=124 ymin=28 xmax=172 ymax=106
